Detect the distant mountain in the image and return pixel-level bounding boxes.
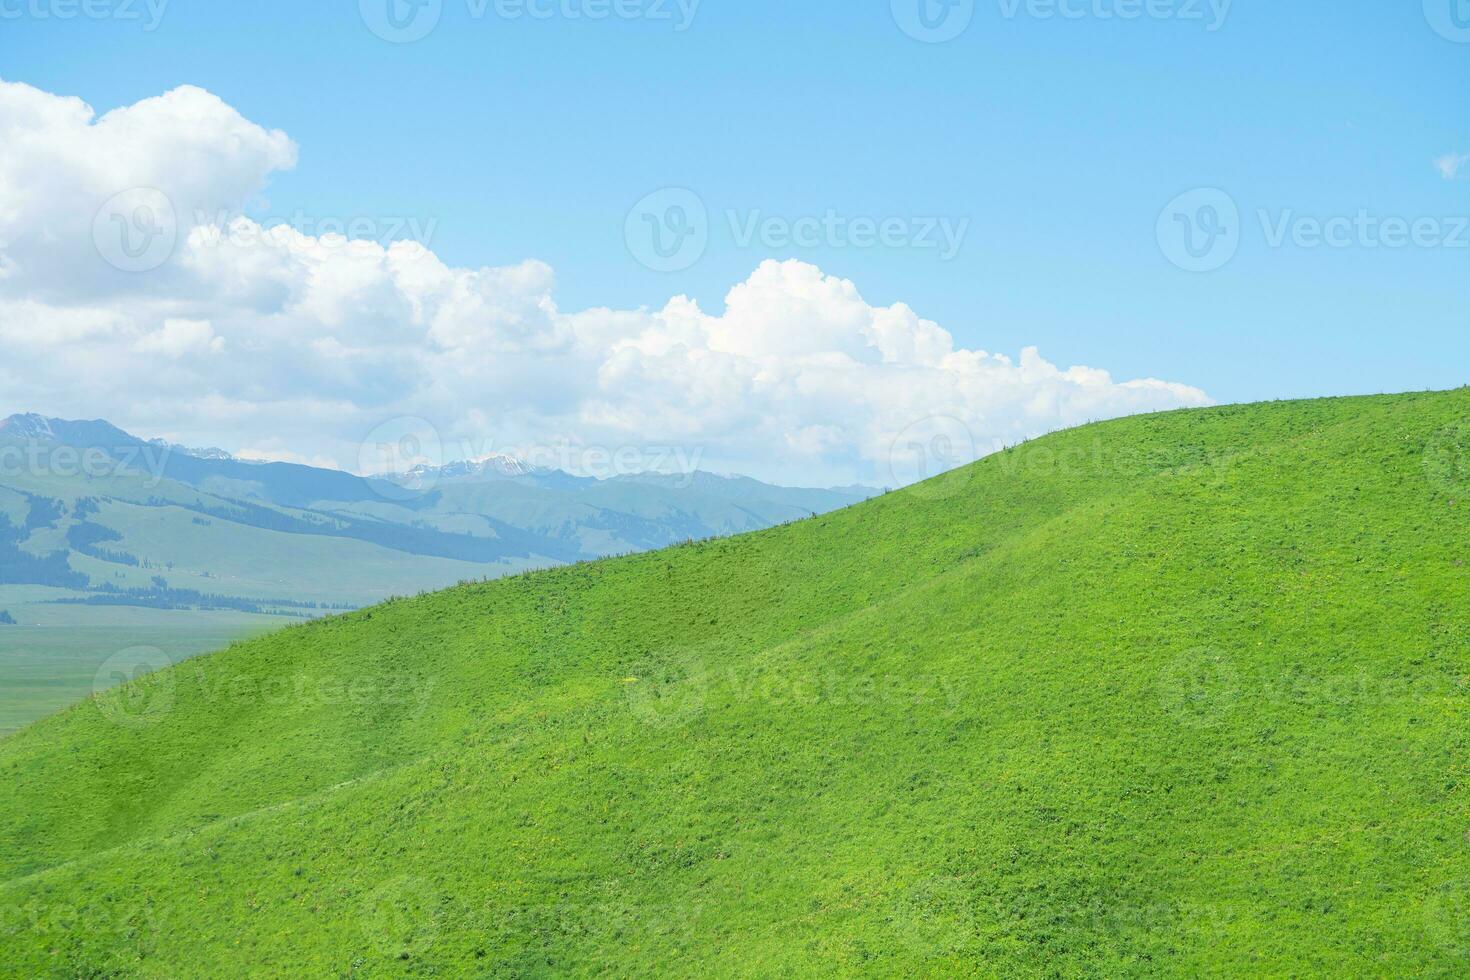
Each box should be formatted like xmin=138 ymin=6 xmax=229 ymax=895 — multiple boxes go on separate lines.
xmin=146 ymin=438 xmax=238 ymax=462
xmin=0 ymin=412 xmax=397 ymax=509
xmin=0 ymin=413 xmax=876 ymax=619
xmin=400 ymin=454 xmax=545 ymax=484
xmin=0 ymin=413 xmax=138 ymax=446
xmin=0 ymin=413 xmax=54 ymax=440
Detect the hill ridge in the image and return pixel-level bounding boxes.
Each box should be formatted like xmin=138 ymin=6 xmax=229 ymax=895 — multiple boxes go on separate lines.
xmin=2 ymin=389 xmax=1468 ymax=975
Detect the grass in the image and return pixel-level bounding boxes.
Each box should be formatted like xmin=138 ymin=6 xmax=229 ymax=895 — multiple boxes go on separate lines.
xmin=0 ymin=593 xmax=278 ymax=733
xmin=74 ymin=499 xmax=514 ymax=604
xmin=1 ymin=390 xmax=1468 ymax=976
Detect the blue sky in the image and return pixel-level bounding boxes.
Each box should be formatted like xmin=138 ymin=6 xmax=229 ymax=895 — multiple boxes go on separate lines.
xmin=1 ymin=1 xmax=1466 ymax=481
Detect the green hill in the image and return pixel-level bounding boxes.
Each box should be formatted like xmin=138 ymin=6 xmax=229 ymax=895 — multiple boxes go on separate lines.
xmin=2 ymin=390 xmax=1469 ymax=976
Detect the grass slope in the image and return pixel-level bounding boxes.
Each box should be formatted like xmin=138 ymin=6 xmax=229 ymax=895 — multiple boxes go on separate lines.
xmin=2 ymin=390 xmax=1469 ymax=976
xmin=0 ymin=602 xmax=279 ymax=735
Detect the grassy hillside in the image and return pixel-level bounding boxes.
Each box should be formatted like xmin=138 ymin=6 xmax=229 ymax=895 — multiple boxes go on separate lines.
xmin=0 ymin=601 xmax=279 ymax=736
xmin=2 ymin=390 xmax=1468 ymax=976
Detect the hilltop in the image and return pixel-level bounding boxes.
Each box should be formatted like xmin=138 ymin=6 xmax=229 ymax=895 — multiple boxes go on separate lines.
xmin=1 ymin=390 xmax=1468 ymax=975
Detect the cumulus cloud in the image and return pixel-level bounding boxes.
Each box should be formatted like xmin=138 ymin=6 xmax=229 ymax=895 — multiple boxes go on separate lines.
xmin=134 ymin=318 xmax=224 ymax=357
xmin=0 ymin=81 xmax=296 ymax=302
xmin=0 ymin=79 xmax=1211 ymax=486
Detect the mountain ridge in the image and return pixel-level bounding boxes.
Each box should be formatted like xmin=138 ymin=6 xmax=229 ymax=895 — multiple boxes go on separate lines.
xmin=0 ymin=414 xmax=878 ymax=606
xmin=0 ymin=412 xmax=876 ymax=730
xmin=0 ymin=412 xmax=876 ymax=495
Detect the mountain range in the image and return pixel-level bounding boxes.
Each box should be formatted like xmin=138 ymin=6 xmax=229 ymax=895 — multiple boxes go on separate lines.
xmin=0 ymin=413 xmax=874 ymax=730
xmin=0 ymin=413 xmax=875 ymax=615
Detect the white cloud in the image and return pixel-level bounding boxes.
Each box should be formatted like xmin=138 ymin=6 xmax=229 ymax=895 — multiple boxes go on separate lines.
xmin=234 ymin=446 xmax=343 ymax=468
xmin=1435 ymin=152 xmax=1470 ymax=180
xmin=0 ymin=80 xmax=296 ymax=302
xmin=0 ymin=79 xmax=1212 ymax=486
xmin=135 ymin=318 xmax=223 ymax=357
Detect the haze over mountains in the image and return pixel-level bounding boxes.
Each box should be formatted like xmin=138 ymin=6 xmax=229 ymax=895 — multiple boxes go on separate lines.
xmin=0 ymin=412 xmax=875 ymax=612
xmin=0 ymin=412 xmax=873 ymax=730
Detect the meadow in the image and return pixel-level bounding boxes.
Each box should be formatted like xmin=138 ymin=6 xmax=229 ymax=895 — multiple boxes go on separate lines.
xmin=0 ymin=591 xmax=276 ymax=733
xmin=1 ymin=390 xmax=1468 ymax=976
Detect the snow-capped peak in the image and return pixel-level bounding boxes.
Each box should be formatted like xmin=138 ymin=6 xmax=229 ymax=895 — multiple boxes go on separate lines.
xmin=0 ymin=413 xmax=56 ymax=441
xmin=398 ymin=453 xmax=544 ymax=485
xmin=147 ymin=438 xmax=238 ymax=462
